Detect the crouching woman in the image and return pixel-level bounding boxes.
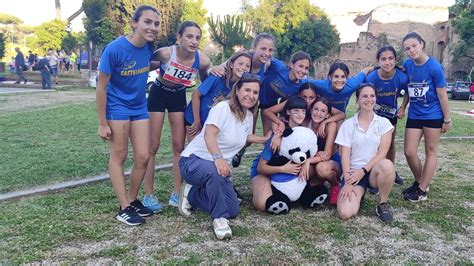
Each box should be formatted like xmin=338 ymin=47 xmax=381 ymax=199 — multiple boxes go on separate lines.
xmin=335 ymin=84 xmax=396 ymax=223
xmin=178 ymin=73 xmax=268 ymax=239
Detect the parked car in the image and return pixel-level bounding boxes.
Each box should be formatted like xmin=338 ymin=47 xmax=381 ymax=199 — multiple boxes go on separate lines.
xmin=451 ymin=81 xmax=470 ymax=100
xmin=446 ymin=82 xmax=455 ymax=93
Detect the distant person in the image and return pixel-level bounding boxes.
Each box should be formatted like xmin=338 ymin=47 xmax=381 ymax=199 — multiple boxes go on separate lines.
xmin=8 ymin=57 xmax=15 ymax=74
xmin=70 ymin=51 xmax=77 ymax=72
xmin=28 ymin=51 xmax=36 ymax=68
xmin=47 ymin=48 xmax=59 ymax=85
xmin=38 ymin=55 xmax=52 ymax=90
xmin=14 ymin=47 xmax=27 ymax=84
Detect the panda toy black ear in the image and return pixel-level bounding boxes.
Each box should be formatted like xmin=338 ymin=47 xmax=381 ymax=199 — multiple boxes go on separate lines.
xmin=282 ymin=128 xmax=293 ymax=138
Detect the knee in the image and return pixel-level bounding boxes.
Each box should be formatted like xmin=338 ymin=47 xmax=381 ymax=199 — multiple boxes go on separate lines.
xmin=316 ymin=163 xmax=331 ymax=179
xmin=134 ymin=152 xmax=150 ymax=167
xmin=377 ymin=159 xmax=394 ymax=173
xmin=252 ymin=196 xmax=268 ymax=212
xmin=109 ymin=151 xmax=127 ymax=165
xmin=149 ymin=144 xmax=159 ymax=156
xmin=404 ymin=148 xmax=417 ymax=159
xmin=337 ymin=206 xmax=356 ymax=220
xmin=172 ymin=142 xmax=184 ymax=155
xmin=228 ymin=203 xmax=240 ymax=219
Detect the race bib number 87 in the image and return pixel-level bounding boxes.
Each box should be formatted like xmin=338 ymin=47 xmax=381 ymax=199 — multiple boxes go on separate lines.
xmin=407 ymin=82 xmax=429 ymax=102
xmin=163 ymin=62 xmax=198 ymax=87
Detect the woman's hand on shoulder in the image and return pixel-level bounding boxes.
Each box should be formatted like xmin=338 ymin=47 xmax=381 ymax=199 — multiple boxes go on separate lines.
xmin=340 ymin=184 xmax=357 ymax=201
xmin=208 ymin=65 xmax=226 ymax=78
xmin=270 ymin=134 xmax=282 ymax=153
xmin=316 ymin=121 xmax=327 ymax=138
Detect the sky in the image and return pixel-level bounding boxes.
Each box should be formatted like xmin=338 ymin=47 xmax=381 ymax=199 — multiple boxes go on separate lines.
xmin=0 ymin=0 xmax=455 ymax=42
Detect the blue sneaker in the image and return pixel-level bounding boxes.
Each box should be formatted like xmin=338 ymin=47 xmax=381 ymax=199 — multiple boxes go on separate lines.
xmin=168 ymin=192 xmax=179 ymax=207
xmin=143 ymin=194 xmax=163 ymax=213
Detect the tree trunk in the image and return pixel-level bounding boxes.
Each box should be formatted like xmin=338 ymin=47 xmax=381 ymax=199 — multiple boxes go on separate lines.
xmin=55 ymin=0 xmax=61 ymax=19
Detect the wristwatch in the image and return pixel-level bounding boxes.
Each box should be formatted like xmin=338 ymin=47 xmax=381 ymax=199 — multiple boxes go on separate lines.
xmin=211 ymin=153 xmax=223 ymax=160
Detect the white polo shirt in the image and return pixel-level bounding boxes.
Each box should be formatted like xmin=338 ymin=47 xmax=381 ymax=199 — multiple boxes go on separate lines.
xmin=335 ymin=113 xmax=393 ymax=169
xmin=181 ymin=101 xmax=253 ymax=163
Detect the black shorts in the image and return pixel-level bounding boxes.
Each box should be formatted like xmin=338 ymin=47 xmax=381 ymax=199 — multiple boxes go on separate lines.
xmin=147 ymin=80 xmax=187 ymax=113
xmin=341 ymin=172 xmax=374 ymax=190
xmin=406 ymin=118 xmax=443 ymax=129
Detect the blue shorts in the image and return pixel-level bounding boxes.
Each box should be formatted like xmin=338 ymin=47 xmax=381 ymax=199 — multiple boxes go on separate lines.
xmin=50 ymin=66 xmax=58 ymax=77
xmin=106 ymin=113 xmax=149 ymax=121
xmin=341 ymin=171 xmax=374 ymax=189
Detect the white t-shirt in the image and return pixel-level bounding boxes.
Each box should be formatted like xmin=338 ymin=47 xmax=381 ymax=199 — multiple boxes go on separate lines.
xmin=181 ymin=101 xmax=253 ymax=163
xmin=335 ymin=113 xmax=393 ymax=169
xmin=49 ymin=54 xmax=59 ymax=67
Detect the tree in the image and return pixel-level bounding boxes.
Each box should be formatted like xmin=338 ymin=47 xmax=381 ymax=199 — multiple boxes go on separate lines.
xmin=62 ymin=32 xmax=78 ymax=53
xmin=0 ymin=32 xmax=5 ymax=59
xmin=181 ymin=0 xmax=208 ymax=47
xmin=450 ymin=0 xmax=474 ymax=61
xmin=208 ymin=14 xmax=252 ymax=62
xmin=29 ymin=19 xmax=68 ymax=53
xmin=0 ymin=13 xmax=23 ymax=25
xmin=241 ymin=0 xmax=336 ymax=61
xmin=82 ymin=0 xmax=184 ymax=49
xmin=281 ymin=17 xmax=339 ymax=62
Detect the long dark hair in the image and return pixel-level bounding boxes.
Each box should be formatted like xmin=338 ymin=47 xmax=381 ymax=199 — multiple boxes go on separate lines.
xmin=177 ymin=21 xmax=202 ymax=36
xmin=228 ymin=73 xmax=261 ymax=122
xmin=402 ymin=32 xmax=426 ymax=49
xmin=327 ymin=62 xmax=350 ymax=78
xmin=225 ymin=51 xmax=252 ymax=89
xmin=132 ymin=5 xmax=160 ymax=50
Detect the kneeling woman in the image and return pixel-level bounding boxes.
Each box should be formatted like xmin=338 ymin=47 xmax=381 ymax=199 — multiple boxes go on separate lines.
xmin=335 ymin=84 xmax=396 ymax=223
xmin=178 ymin=73 xmax=268 ymax=240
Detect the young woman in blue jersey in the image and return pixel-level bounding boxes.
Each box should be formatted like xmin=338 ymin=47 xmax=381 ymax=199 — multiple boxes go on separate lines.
xmin=96 ymin=5 xmax=160 ymax=226
xmin=365 ymin=45 xmax=409 ymax=186
xmin=310 ymin=63 xmax=374 ymax=135
xmin=210 ymin=33 xmax=276 ymax=167
xmin=259 ymin=51 xmax=312 ymax=135
xmin=144 ymin=21 xmax=211 ymax=210
xmin=185 ymin=51 xmax=252 ymax=141
xmin=400 ymin=32 xmax=452 ymax=202
xmin=250 ymin=96 xmax=307 ymax=213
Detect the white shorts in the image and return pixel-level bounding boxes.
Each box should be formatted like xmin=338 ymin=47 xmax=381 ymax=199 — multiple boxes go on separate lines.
xmin=271 ymin=178 xmax=306 ymax=202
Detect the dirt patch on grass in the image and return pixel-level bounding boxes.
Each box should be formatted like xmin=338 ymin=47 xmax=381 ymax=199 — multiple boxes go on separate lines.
xmin=0 ymin=90 xmax=95 ymax=115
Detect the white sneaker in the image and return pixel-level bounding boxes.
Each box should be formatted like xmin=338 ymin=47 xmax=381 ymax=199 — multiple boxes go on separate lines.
xmin=178 ymin=181 xmax=192 ymax=216
xmin=213 ymin=217 xmax=232 ymax=240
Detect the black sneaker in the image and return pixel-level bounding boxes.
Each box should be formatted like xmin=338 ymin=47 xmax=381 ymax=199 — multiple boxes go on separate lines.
xmin=231 ymin=147 xmax=247 ymax=168
xmin=402 ymin=181 xmax=419 ymax=195
xmin=24 ymin=79 xmax=28 ymax=84
xmin=234 ymin=187 xmax=243 ymax=205
xmin=404 ymin=187 xmax=428 ymax=202
xmin=116 ymin=206 xmax=145 ymax=226
xmin=130 ymin=199 xmax=154 ymax=217
xmin=394 ymin=172 xmax=404 ymax=185
xmin=376 ymin=202 xmax=394 ymax=223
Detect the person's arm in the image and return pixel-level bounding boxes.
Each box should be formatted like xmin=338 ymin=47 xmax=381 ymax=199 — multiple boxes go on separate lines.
xmin=96 ymin=71 xmax=111 ymax=140
xmin=257 ymin=158 xmax=301 ymax=176
xmin=317 ymin=108 xmax=345 ymax=137
xmin=320 ymin=121 xmax=337 ymax=160
xmin=339 ymin=145 xmax=358 ymax=200
xmin=246 ymin=133 xmax=270 ymax=144
xmin=198 ymin=53 xmax=211 ymax=81
xmin=188 ymin=90 xmax=203 ymax=138
xmin=204 ymin=124 xmax=231 ymax=177
xmin=262 ymin=100 xmax=287 ymax=133
xmin=437 ymin=87 xmax=452 ymax=133
xmin=150 ymin=48 xmax=169 ymax=71
xmin=208 ymin=61 xmax=227 ymax=77
xmin=397 ymin=93 xmax=409 ymax=119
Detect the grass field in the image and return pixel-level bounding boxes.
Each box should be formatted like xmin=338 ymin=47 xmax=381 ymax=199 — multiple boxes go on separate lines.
xmin=0 ymin=88 xmax=473 ymax=263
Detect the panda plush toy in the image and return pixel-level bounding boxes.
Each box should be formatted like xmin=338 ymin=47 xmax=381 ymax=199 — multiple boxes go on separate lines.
xmin=265 ymin=126 xmax=329 ymax=214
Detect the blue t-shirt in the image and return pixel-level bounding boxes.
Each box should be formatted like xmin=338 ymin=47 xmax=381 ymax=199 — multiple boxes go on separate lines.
xmin=249 ymin=135 xmax=298 ymax=183
xmin=310 ymin=72 xmax=366 ymax=112
xmin=403 ymin=57 xmax=446 ymax=120
xmin=184 ymin=75 xmax=233 ymax=124
xmin=365 ymin=69 xmax=409 ymax=119
xmin=99 ymin=36 xmax=152 ymax=116
xmin=259 ymin=58 xmax=308 ymax=108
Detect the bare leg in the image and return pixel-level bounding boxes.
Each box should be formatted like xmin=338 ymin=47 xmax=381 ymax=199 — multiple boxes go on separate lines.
xmin=369 ymin=159 xmax=395 ymax=203
xmin=251 ymin=174 xmax=273 ymax=212
xmin=128 ymin=119 xmax=151 ymax=201
xmin=168 ymin=112 xmax=186 ymax=194
xmin=404 ymin=128 xmax=424 ymax=182
xmin=108 ymin=120 xmax=131 ymax=209
xmin=418 ymin=127 xmax=441 ymax=191
xmin=144 ymin=112 xmax=165 ymax=195
xmin=337 ymin=185 xmax=365 ymax=220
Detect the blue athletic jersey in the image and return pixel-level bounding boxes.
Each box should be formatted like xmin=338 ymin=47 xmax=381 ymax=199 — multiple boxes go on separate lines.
xmin=365 ymin=69 xmax=409 ymax=119
xmin=184 ymin=75 xmax=233 ymax=124
xmin=310 ymin=72 xmax=366 ymax=112
xmin=403 ymin=57 xmax=446 ymax=119
xmin=259 ymin=58 xmax=308 ymax=108
xmin=99 ymin=36 xmax=152 ymax=116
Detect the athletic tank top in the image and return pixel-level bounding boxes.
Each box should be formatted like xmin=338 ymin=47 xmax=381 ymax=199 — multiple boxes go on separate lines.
xmin=160 ymin=45 xmax=200 ymax=87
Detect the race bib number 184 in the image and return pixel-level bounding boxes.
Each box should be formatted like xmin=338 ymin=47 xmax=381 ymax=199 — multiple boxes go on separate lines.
xmin=163 ymin=62 xmax=198 ymax=87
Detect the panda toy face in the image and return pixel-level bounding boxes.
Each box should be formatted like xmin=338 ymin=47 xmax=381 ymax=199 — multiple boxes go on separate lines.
xmin=279 ymin=127 xmax=318 ymax=164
